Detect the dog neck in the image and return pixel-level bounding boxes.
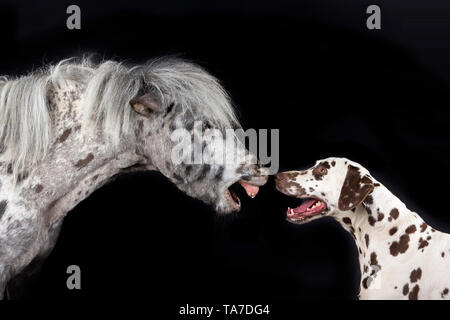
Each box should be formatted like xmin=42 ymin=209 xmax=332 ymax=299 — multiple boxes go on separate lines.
xmin=333 ymin=183 xmax=432 ymax=289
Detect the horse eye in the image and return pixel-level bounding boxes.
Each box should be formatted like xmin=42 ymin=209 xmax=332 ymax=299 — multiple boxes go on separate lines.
xmin=202 ymin=122 xmax=211 ymax=131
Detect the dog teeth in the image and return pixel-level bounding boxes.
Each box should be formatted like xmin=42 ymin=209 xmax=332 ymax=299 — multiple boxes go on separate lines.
xmin=249 ymin=193 xmax=256 ymax=198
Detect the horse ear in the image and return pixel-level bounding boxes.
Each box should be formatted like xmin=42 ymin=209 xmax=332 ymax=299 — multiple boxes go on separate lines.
xmin=129 ymin=93 xmax=161 ymax=118
xmin=338 ymin=165 xmax=374 ymax=211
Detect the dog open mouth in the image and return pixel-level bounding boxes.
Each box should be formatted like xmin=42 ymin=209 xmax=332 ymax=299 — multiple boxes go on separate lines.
xmin=286 ymin=198 xmax=327 ymax=221
xmin=225 ymin=180 xmax=260 ymax=211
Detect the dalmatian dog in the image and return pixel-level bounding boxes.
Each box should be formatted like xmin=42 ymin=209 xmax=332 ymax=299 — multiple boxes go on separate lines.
xmin=275 ymin=157 xmax=450 ymax=300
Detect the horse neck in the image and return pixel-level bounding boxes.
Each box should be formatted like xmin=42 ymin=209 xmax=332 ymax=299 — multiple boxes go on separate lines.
xmin=19 ymin=85 xmax=146 ymax=226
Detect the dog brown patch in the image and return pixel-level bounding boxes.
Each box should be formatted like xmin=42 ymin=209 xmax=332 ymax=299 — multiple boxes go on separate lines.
xmin=420 ymin=223 xmax=427 ymax=233
xmin=362 ymin=277 xmax=370 ymax=289
xmin=403 ymin=284 xmax=409 ymax=295
xmin=418 ymin=237 xmax=429 ymax=250
xmin=370 ymin=252 xmax=378 ymax=266
xmin=389 ymin=227 xmax=398 ymax=235
xmin=408 ymin=285 xmax=419 ymax=300
xmin=389 ymin=209 xmax=399 ymax=220
xmin=410 ymin=268 xmax=422 ymax=283
xmin=368 ymin=216 xmax=376 ymax=226
xmin=405 ymin=225 xmax=416 ymax=234
xmin=390 ymin=234 xmax=410 ymax=256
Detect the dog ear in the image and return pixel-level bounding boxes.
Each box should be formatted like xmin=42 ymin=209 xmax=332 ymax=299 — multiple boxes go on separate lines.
xmin=338 ymin=165 xmax=374 ymax=211
xmin=130 ymin=93 xmax=160 ymax=118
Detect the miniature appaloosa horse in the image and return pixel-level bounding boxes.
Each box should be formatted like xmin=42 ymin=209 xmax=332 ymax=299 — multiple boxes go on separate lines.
xmin=0 ymin=57 xmax=268 ymax=299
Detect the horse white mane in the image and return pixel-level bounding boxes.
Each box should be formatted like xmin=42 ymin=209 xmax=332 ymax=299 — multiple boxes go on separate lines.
xmin=0 ymin=57 xmax=239 ymax=179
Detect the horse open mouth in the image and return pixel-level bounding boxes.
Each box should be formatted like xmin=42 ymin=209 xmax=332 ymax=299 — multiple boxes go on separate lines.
xmin=286 ymin=198 xmax=327 ymax=222
xmin=226 ymin=180 xmax=261 ymax=211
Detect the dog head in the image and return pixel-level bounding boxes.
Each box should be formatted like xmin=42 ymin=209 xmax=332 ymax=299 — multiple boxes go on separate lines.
xmin=275 ymin=157 xmax=374 ymax=224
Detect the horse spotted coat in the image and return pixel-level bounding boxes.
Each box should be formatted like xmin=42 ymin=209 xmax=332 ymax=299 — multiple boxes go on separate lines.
xmin=0 ymin=58 xmax=268 ymax=299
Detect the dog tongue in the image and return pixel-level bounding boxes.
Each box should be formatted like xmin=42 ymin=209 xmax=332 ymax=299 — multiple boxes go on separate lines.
xmin=239 ymin=180 xmax=259 ymax=198
xmin=293 ymin=198 xmax=317 ymax=213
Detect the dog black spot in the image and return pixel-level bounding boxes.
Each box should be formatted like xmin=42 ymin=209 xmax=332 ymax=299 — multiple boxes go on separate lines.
xmin=389 ymin=227 xmax=398 ymax=235
xmin=365 ymin=234 xmax=369 ymax=247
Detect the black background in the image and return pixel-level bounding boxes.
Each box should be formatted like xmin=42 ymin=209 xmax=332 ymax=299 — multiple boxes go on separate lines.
xmin=1 ymin=0 xmax=450 ymax=315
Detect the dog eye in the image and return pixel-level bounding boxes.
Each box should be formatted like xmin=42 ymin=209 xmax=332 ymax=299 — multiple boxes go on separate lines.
xmin=314 ymin=166 xmax=327 ymax=175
